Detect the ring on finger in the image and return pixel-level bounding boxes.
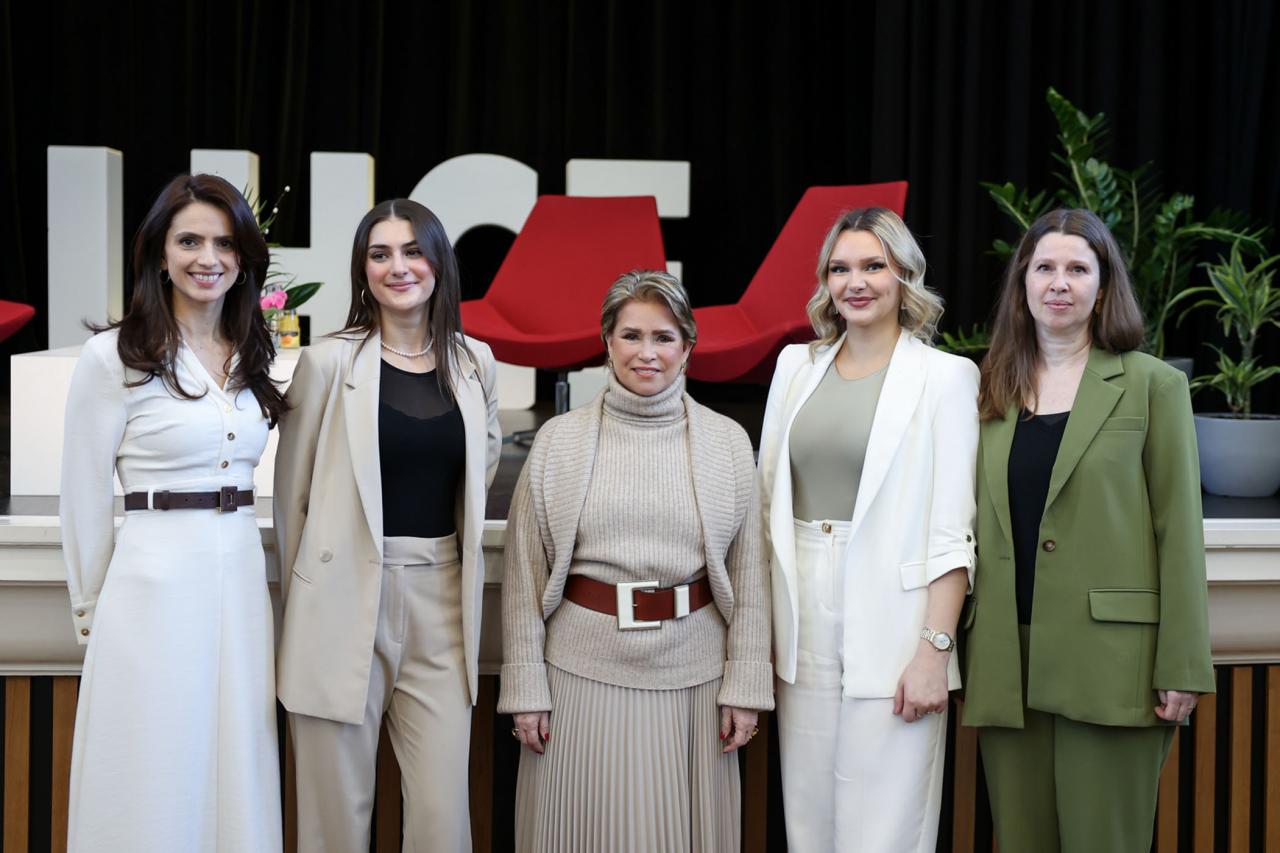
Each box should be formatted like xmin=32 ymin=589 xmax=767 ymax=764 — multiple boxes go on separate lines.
xmin=511 ymin=728 xmax=521 ymax=739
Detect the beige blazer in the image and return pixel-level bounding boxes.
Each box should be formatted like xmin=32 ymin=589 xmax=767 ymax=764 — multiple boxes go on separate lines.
xmin=758 ymin=330 xmax=979 ymax=697
xmin=274 ymin=331 xmax=500 ymax=724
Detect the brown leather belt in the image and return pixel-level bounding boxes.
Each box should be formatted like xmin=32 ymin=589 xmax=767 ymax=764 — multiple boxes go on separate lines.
xmin=124 ymin=487 xmax=255 ymax=512
xmin=564 ymin=574 xmax=714 ymax=630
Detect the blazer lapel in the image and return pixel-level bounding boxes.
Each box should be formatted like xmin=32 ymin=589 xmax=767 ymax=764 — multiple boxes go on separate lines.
xmin=451 ymin=345 xmax=485 ymax=559
xmin=1043 ymin=348 xmax=1125 ymax=512
xmin=982 ymin=407 xmax=1018 ymax=543
xmin=343 ymin=332 xmax=384 ymax=553
xmin=849 ymin=330 xmax=926 ymax=540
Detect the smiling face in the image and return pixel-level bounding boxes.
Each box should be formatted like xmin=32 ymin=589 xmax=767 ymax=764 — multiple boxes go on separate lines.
xmin=161 ymin=201 xmax=240 ymax=314
xmin=824 ymin=229 xmax=903 ymax=337
xmin=365 ymin=217 xmax=437 ymax=321
xmin=606 ymin=299 xmax=691 ymax=396
xmin=1024 ymin=231 xmax=1102 ymax=342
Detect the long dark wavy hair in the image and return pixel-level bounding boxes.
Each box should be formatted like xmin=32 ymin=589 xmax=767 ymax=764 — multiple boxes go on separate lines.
xmin=978 ymin=208 xmax=1145 ymax=420
xmin=102 ymin=174 xmax=287 ymax=425
xmin=338 ymin=199 xmax=471 ymax=400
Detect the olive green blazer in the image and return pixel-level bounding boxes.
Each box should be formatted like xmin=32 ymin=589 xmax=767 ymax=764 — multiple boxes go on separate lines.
xmin=962 ymin=348 xmax=1215 ymax=729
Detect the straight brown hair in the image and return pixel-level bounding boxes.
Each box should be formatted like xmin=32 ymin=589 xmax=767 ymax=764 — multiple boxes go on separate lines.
xmin=978 ymin=208 xmax=1144 ymax=420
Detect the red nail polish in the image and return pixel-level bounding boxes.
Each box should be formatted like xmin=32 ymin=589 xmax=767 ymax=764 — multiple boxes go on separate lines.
xmin=544 ymin=732 xmax=551 ymax=743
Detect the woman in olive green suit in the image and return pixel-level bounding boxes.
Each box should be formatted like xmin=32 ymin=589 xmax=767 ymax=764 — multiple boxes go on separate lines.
xmin=961 ymin=208 xmax=1215 ymax=853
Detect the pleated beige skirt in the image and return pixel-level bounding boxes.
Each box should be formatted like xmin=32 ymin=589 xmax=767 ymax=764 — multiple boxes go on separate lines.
xmin=514 ymin=665 xmax=741 ymax=853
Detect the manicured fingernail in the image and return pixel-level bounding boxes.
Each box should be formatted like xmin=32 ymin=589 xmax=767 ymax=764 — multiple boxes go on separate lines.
xmin=720 ymin=731 xmax=727 ymax=740
xmin=544 ymin=733 xmax=551 ymax=742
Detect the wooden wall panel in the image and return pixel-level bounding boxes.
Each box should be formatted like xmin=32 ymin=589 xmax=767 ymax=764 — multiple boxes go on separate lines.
xmin=1195 ymin=690 xmax=1219 ymax=852
xmin=6 ymin=664 xmax=1280 ymax=852
xmin=3 ymin=677 xmax=31 ymax=853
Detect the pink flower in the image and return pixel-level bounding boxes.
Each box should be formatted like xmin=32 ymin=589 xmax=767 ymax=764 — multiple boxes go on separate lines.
xmin=260 ymin=291 xmax=288 ymax=310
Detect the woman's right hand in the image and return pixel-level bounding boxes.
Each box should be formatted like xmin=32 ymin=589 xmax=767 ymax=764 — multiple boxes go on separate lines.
xmin=513 ymin=711 xmax=551 ymax=754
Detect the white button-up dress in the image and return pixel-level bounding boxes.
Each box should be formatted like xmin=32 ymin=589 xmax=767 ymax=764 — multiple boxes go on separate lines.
xmin=59 ymin=329 xmax=281 ymax=853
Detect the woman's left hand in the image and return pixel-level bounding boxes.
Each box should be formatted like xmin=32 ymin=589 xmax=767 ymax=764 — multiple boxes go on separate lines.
xmin=894 ymin=651 xmax=950 ymax=723
xmin=720 ymin=706 xmax=759 ymax=753
xmin=1155 ymin=689 xmax=1199 ymax=723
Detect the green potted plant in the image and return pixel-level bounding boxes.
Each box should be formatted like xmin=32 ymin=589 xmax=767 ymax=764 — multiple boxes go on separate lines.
xmin=982 ymin=88 xmax=1267 ymax=366
xmin=1172 ymin=242 xmax=1280 ymax=496
xmin=249 ymin=185 xmax=322 ymax=346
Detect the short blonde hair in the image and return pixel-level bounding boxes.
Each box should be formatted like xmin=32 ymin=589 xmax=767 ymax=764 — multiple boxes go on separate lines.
xmin=805 ymin=207 xmax=944 ymax=357
xmin=600 ymin=270 xmax=698 ymax=346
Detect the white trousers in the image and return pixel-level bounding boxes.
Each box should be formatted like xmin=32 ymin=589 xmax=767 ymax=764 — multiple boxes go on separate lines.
xmin=776 ymin=519 xmax=946 ymax=853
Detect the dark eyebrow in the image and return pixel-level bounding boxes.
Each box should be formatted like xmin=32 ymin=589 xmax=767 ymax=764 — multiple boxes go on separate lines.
xmin=619 ymin=325 xmax=678 ymax=336
xmin=367 ymin=241 xmax=419 ymax=252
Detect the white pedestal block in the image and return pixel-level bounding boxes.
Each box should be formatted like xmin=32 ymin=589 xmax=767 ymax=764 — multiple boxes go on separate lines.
xmin=47 ymin=147 xmax=123 ymax=347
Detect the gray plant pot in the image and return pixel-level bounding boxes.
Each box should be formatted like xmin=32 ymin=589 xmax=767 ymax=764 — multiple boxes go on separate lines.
xmin=1163 ymin=356 xmax=1194 ymax=382
xmin=1194 ymin=414 xmax=1280 ymax=497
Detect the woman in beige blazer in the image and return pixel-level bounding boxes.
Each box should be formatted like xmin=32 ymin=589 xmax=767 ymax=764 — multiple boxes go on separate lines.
xmin=274 ymin=199 xmax=500 ymax=853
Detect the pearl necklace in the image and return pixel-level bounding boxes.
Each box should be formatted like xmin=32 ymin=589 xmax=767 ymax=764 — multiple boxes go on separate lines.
xmin=380 ymin=340 xmax=432 ymax=359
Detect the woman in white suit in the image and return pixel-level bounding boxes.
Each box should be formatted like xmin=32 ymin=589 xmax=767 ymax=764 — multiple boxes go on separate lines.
xmin=758 ymin=207 xmax=979 ymax=852
xmin=274 ymin=199 xmax=500 ymax=852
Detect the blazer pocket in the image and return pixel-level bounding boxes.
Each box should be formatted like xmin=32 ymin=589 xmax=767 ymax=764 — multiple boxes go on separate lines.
xmin=1089 ymin=588 xmax=1159 ymax=623
xmin=1100 ymin=416 xmax=1146 ymax=432
xmin=291 ymin=568 xmax=315 ymax=586
xmin=899 ymin=561 xmax=928 ymax=591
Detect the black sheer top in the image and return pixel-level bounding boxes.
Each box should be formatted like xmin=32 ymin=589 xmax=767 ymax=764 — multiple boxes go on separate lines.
xmin=1008 ymin=410 xmax=1069 ymax=625
xmin=378 ymin=360 xmax=466 ymax=538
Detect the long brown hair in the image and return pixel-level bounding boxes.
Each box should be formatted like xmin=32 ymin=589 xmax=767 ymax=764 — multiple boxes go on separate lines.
xmin=979 ymin=208 xmax=1144 ymax=420
xmin=338 ymin=199 xmax=471 ymax=400
xmin=102 ymin=174 xmax=287 ymax=425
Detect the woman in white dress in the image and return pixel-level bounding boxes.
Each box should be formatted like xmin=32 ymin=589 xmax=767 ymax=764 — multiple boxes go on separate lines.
xmin=60 ymin=174 xmax=286 ymax=853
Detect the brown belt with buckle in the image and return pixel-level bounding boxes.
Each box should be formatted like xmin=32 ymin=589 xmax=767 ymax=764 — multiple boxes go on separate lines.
xmin=123 ymin=487 xmax=255 ymax=512
xmin=564 ymin=574 xmax=714 ymax=630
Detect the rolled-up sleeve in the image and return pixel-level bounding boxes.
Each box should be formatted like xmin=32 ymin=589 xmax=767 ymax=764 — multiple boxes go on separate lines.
xmin=925 ymin=360 xmax=979 ymax=587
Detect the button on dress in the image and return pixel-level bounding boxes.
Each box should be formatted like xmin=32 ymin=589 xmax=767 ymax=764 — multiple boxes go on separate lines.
xmin=59 ymin=330 xmax=282 ymax=853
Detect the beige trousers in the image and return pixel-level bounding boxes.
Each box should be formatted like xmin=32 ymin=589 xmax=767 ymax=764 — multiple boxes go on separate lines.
xmin=290 ymin=535 xmax=472 ymax=853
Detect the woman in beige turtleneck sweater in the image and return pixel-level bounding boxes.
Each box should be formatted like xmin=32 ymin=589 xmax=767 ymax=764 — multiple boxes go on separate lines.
xmin=499 ymin=270 xmax=773 ymax=853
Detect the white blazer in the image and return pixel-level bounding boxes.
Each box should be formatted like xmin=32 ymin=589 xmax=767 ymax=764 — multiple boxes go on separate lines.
xmin=758 ymin=330 xmax=979 ymax=698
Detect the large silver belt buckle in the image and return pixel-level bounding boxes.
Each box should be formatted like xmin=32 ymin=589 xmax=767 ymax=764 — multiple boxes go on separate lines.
xmin=616 ymin=580 xmax=691 ymax=630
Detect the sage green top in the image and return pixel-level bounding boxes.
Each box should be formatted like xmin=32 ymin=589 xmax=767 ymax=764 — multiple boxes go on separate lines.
xmin=788 ymin=363 xmax=888 ymax=522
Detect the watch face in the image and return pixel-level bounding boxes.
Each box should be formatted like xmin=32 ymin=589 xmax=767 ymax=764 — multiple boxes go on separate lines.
xmin=932 ymin=632 xmax=953 ymax=650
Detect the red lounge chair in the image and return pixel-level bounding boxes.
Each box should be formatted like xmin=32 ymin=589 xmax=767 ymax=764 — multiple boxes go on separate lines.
xmin=688 ymin=182 xmax=908 ymax=383
xmin=0 ymin=301 xmax=35 ymax=343
xmin=460 ymin=195 xmax=667 ymax=418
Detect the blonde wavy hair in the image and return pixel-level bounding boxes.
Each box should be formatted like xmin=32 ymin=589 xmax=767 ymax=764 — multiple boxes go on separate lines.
xmin=805 ymin=207 xmax=943 ymax=358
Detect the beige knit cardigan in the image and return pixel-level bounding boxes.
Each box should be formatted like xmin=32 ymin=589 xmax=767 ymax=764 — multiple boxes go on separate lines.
xmin=497 ymin=387 xmax=774 ymax=714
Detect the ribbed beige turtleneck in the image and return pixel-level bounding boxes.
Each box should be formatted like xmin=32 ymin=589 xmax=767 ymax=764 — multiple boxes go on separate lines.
xmin=498 ymin=372 xmax=773 ymax=714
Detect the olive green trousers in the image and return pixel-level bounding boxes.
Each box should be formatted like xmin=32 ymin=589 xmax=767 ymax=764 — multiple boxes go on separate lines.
xmin=976 ymin=626 xmax=1176 ymax=853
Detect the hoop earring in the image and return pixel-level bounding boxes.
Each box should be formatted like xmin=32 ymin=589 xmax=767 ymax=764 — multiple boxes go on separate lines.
xmin=234 ymin=270 xmax=247 ymax=286
xmin=360 ymin=288 xmax=375 ymax=311
xmin=160 ymin=269 xmax=172 ymax=284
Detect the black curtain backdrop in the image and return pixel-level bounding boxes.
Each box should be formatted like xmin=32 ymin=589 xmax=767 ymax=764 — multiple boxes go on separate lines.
xmin=2 ymin=0 xmax=1278 ymax=406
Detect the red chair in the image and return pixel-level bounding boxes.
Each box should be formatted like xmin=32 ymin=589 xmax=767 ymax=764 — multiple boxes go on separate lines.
xmin=688 ymin=182 xmax=909 ymax=382
xmin=460 ymin=195 xmax=667 ymax=418
xmin=0 ymin=301 xmax=35 ymax=343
